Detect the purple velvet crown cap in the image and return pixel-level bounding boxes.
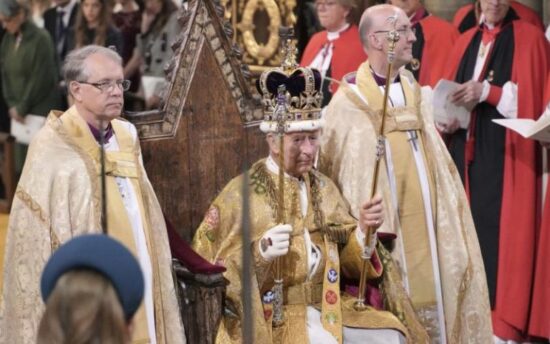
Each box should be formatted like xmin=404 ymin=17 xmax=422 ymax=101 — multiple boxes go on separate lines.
xmin=256 ymin=68 xmax=322 ymax=98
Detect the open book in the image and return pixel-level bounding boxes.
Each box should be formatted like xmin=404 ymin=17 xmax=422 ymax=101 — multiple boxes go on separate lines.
xmin=493 ymin=115 xmax=550 ymax=142
xmin=141 ymin=76 xmax=165 ymax=100
xmin=432 ymin=79 xmax=472 ymax=129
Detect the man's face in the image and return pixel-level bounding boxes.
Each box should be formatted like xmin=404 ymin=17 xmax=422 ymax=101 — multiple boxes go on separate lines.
xmin=314 ymin=0 xmax=349 ymax=32
xmin=269 ymin=130 xmax=321 ymax=178
xmin=372 ymin=9 xmax=416 ymax=67
xmin=72 ymin=53 xmax=124 ymax=122
xmin=479 ymin=0 xmax=510 ymax=25
xmin=387 ymin=0 xmax=421 ymax=17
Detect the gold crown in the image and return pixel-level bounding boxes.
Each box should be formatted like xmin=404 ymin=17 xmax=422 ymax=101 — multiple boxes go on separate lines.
xmin=257 ymin=28 xmax=323 ymax=132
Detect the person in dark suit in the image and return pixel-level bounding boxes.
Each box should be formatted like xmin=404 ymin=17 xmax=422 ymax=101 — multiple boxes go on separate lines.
xmin=43 ymin=0 xmax=79 ymax=109
xmin=43 ymin=0 xmax=79 ymax=64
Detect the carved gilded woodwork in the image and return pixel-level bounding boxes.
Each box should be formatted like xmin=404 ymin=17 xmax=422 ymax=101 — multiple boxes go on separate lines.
xmin=128 ymin=0 xmax=263 ymax=141
xmin=219 ymin=0 xmax=296 ymax=73
xmin=126 ymin=1 xmax=269 ymax=341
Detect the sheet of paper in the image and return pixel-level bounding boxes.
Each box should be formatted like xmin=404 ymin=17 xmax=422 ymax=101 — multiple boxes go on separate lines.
xmin=433 ymin=79 xmax=471 ymax=129
xmin=493 ymin=115 xmax=550 ymax=142
xmin=10 ymin=114 xmax=46 ymax=144
xmin=141 ymin=76 xmax=164 ymax=100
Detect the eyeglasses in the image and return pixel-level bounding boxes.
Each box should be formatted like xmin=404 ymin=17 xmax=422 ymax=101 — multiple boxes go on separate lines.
xmin=78 ymin=79 xmax=131 ymax=92
xmin=373 ymin=26 xmax=416 ymax=36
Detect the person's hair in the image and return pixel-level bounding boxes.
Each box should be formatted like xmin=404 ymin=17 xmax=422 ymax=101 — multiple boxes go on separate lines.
xmin=37 ymin=269 xmax=129 ymax=344
xmin=336 ymin=0 xmax=357 ymax=9
xmin=143 ymin=0 xmax=176 ymax=36
xmin=63 ymin=44 xmax=122 ymax=84
xmin=327 ymin=0 xmax=358 ymax=24
xmin=74 ymin=0 xmax=114 ymax=48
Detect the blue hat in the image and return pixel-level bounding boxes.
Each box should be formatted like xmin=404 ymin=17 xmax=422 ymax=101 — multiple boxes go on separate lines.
xmin=40 ymin=234 xmax=145 ymax=320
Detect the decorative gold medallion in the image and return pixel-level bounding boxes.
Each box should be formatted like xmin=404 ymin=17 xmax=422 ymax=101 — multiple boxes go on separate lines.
xmin=487 ymin=70 xmax=494 ymax=83
xmin=478 ymin=43 xmax=488 ymax=59
xmin=410 ymin=58 xmax=420 ymax=71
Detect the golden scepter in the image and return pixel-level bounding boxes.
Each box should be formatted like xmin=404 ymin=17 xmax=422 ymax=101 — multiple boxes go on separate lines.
xmin=271 ymin=26 xmax=297 ymax=328
xmin=98 ymin=118 xmax=108 ymax=234
xmin=354 ymin=14 xmax=401 ymax=311
xmin=271 ymin=84 xmax=287 ymax=327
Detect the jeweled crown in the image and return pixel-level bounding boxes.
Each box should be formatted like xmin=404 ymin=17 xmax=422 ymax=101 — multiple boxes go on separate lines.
xmin=256 ymin=27 xmax=324 ymax=133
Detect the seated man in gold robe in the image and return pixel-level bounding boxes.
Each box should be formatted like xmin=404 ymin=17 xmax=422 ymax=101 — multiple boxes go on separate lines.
xmin=192 ymin=53 xmax=428 ymax=343
xmin=319 ymin=4 xmax=493 ymax=343
xmin=0 ymin=45 xmax=185 ymax=343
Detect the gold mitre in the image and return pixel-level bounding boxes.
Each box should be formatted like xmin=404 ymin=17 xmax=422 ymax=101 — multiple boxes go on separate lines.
xmin=256 ymin=27 xmax=323 ymax=133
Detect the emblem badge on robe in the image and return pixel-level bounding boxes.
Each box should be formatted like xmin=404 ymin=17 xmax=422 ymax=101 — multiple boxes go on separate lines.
xmin=327 ymin=268 xmax=338 ymax=283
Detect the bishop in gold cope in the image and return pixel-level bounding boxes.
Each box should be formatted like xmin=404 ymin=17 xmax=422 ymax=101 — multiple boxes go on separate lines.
xmin=319 ymin=4 xmax=493 ymax=343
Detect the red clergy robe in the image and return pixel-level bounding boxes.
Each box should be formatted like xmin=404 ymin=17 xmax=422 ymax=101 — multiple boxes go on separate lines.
xmin=445 ymin=17 xmax=549 ymax=341
xmin=453 ymin=1 xmax=544 ymax=33
xmin=530 ymin=77 xmax=550 ymax=340
xmin=410 ymin=11 xmax=459 ymax=87
xmin=300 ymin=25 xmax=367 ymax=94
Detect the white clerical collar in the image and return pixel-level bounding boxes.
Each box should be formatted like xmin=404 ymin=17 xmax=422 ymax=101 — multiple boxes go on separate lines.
xmin=479 ymin=14 xmax=497 ymax=29
xmin=266 ymin=155 xmax=302 ymax=182
xmin=327 ymin=23 xmax=350 ymax=41
xmin=371 ymin=67 xmax=401 ymax=84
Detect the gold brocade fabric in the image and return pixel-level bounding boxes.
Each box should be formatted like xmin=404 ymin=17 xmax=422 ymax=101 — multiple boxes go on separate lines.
xmin=0 ymin=106 xmax=185 ymax=344
xmin=60 ymin=110 xmax=150 ymax=342
xmin=356 ymin=65 xmax=439 ymax=317
xmin=319 ymin=61 xmax=493 ymax=343
xmin=192 ymin=159 xmax=427 ymax=344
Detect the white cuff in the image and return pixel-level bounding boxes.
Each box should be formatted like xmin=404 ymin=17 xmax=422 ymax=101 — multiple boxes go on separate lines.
xmin=496 ymin=81 xmax=518 ymax=119
xmin=355 ymin=225 xmax=366 ymax=248
xmin=355 ymin=225 xmax=376 ymax=256
xmin=479 ymin=80 xmax=490 ymax=103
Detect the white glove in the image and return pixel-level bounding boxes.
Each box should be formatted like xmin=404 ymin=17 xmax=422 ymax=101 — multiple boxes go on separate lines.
xmin=356 ymin=228 xmax=377 ymax=259
xmin=259 ymin=224 xmax=292 ymax=261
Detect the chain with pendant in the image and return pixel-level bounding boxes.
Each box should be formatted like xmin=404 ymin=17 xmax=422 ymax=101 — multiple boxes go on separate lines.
xmin=250 ymin=161 xmax=324 ymax=231
xmin=478 ymin=43 xmax=488 ymax=59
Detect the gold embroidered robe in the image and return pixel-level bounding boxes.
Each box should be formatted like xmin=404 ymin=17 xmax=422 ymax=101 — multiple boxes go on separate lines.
xmin=192 ymin=159 xmax=429 ymax=344
xmin=319 ymin=61 xmax=492 ymax=343
xmin=0 ymin=107 xmax=185 ymax=344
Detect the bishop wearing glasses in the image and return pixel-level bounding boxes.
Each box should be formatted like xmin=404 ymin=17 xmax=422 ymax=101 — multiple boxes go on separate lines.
xmin=0 ymin=45 xmax=186 ymax=344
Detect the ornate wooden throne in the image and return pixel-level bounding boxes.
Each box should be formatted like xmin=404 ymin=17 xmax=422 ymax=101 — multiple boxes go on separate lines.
xmin=126 ymin=0 xmax=268 ymax=342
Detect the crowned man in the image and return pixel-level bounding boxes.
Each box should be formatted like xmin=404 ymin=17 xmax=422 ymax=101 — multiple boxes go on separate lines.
xmin=192 ymin=35 xmax=429 ymax=344
xmin=0 ymin=45 xmax=185 ymax=343
xmin=319 ymin=5 xmax=493 ymax=343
